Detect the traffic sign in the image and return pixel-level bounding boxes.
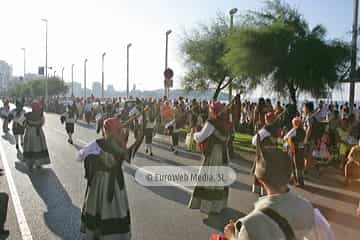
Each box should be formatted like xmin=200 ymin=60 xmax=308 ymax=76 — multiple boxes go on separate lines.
xmin=164 ymin=68 xmax=174 ymax=79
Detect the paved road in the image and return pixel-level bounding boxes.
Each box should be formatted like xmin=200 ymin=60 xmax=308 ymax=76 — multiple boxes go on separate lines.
xmin=0 ymin=108 xmax=359 ymax=239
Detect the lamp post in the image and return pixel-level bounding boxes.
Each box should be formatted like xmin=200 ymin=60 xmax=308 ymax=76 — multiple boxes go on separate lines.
xmin=165 ymin=30 xmax=172 ymax=98
xmin=102 ymin=52 xmax=106 ymax=98
xmin=228 ymin=8 xmax=237 ymax=104
xmin=127 ymin=43 xmax=132 ymax=99
xmin=84 ymin=58 xmax=88 ymax=99
xmin=21 ymin=48 xmax=26 ymax=80
xmin=41 ymin=18 xmax=48 ymax=102
xmin=71 ymin=64 xmax=75 ymax=97
xmin=61 ymin=67 xmax=64 ymax=81
xmin=350 ymin=0 xmax=359 ymax=113
xmin=53 ymin=70 xmax=56 ymax=78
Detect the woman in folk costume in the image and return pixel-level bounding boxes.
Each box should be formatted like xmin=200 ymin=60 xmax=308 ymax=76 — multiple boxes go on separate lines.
xmin=23 ymin=101 xmax=50 ymax=170
xmin=60 ymin=104 xmax=76 ymax=144
xmin=78 ymin=118 xmax=131 ymax=240
xmin=8 ymin=100 xmax=26 ymax=150
xmin=188 ymin=102 xmax=230 ymax=215
xmin=1 ymin=100 xmax=10 ymax=133
xmin=144 ymin=98 xmax=156 ymax=156
xmin=283 ymin=117 xmax=306 ymax=187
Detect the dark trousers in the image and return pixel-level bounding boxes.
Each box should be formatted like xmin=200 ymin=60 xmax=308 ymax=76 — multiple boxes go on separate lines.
xmin=291 ymin=149 xmax=305 ymax=185
xmin=172 ymin=132 xmax=179 ymax=146
xmin=0 ymin=192 xmax=9 ymax=230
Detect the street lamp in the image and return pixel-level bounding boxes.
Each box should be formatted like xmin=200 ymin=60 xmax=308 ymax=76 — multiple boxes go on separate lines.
xmin=71 ymin=64 xmax=75 ymax=97
xmin=53 ymin=70 xmax=56 ymax=78
xmin=41 ymin=18 xmax=48 ymax=102
xmin=165 ymin=30 xmax=172 ymax=98
xmin=21 ymin=48 xmax=26 ymax=80
xmin=127 ymin=43 xmax=132 ymax=99
xmin=61 ymin=67 xmax=65 ymax=81
xmin=102 ymin=52 xmax=106 ymax=98
xmin=84 ymin=58 xmax=88 ymax=99
xmin=228 ymin=8 xmax=237 ymax=104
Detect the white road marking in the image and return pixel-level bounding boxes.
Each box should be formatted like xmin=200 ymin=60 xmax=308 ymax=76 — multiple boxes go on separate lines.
xmin=0 ymin=142 xmax=33 ymax=240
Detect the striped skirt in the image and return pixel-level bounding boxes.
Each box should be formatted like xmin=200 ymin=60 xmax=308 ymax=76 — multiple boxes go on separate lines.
xmin=81 ymin=171 xmax=131 ymax=240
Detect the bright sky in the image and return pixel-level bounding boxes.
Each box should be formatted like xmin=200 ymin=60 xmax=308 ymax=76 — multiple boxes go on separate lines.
xmin=0 ymin=0 xmax=359 ymax=100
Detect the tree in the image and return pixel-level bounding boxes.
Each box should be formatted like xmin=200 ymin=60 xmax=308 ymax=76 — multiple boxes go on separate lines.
xmin=224 ymin=0 xmax=350 ymax=104
xmin=8 ymin=77 xmax=68 ymax=98
xmin=181 ymin=15 xmax=233 ymax=100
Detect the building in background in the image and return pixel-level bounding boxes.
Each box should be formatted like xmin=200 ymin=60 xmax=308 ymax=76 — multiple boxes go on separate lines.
xmin=0 ymin=60 xmax=13 ymax=95
xmin=92 ymin=81 xmax=102 ymax=97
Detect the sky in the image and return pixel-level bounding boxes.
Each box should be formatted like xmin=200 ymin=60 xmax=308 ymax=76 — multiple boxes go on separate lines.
xmin=0 ymin=0 xmax=359 ymax=101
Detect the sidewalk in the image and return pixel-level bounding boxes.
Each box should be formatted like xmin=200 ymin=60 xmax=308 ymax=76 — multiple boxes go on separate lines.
xmin=0 ymin=153 xmax=22 ymax=240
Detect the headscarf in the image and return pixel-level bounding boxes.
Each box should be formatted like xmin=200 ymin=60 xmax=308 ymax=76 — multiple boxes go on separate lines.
xmin=31 ymin=101 xmax=42 ymax=113
xmin=103 ymin=118 xmax=125 ymax=147
xmin=209 ymin=102 xmax=225 ymax=117
xmin=265 ymin=111 xmax=275 ymax=125
xmin=292 ymin=117 xmax=303 ymax=128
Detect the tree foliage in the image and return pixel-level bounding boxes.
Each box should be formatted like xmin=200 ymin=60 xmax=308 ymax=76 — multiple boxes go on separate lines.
xmin=224 ymin=0 xmax=350 ymax=103
xmin=8 ymin=77 xmax=68 ymax=98
xmin=180 ymin=15 xmax=234 ymax=100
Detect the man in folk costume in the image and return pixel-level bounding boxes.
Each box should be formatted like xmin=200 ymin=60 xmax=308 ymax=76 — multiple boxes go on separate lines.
xmin=283 ymin=117 xmax=306 ymax=187
xmin=168 ymin=101 xmax=186 ymax=154
xmin=78 ymin=118 xmax=131 ymax=240
xmin=60 ymin=103 xmax=77 ymax=144
xmin=144 ymin=98 xmax=156 ymax=156
xmin=23 ymin=101 xmax=50 ymax=170
xmin=251 ymin=112 xmax=278 ymax=196
xmin=8 ymin=99 xmax=26 ymax=150
xmin=188 ymin=102 xmax=230 ymax=215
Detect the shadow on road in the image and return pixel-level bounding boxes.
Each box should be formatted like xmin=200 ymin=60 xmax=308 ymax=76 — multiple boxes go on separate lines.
xmin=1 ymin=133 xmax=15 ymax=145
xmin=28 ymin=168 xmax=81 ymax=239
xmin=202 ymin=207 xmax=246 ymax=232
xmin=303 ymin=185 xmax=359 ymax=205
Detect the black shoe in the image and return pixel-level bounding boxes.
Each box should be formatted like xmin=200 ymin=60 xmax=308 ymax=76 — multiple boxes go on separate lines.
xmin=16 ymin=144 xmax=19 ymax=150
xmin=173 ymin=150 xmax=178 ymax=155
xmin=145 ymin=149 xmax=148 ymax=154
xmin=170 ymin=146 xmax=174 ymax=152
xmin=150 ymin=152 xmax=153 ymax=157
xmin=68 ymin=139 xmax=73 ymax=144
xmin=0 ymin=229 xmax=9 ymax=237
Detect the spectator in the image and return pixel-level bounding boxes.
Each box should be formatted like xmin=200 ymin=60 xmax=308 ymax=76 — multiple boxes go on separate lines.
xmin=223 ymin=132 xmax=335 ymax=239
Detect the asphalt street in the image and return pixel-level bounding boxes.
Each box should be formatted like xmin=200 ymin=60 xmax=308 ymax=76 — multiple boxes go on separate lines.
xmin=0 ymin=108 xmax=359 ymax=239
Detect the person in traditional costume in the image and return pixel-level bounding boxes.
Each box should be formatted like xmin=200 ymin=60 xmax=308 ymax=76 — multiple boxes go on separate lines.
xmin=283 ymin=117 xmax=306 ymax=187
xmin=144 ymin=98 xmax=156 ymax=156
xmin=166 ymin=101 xmax=186 ymax=154
xmin=8 ymin=100 xmax=26 ymax=150
xmin=251 ymin=112 xmax=278 ymax=196
xmin=344 ymin=139 xmax=360 ymax=186
xmin=78 ymin=118 xmax=131 ymax=240
xmin=188 ymin=102 xmax=229 ymax=215
xmin=60 ymin=103 xmax=77 ymax=144
xmin=1 ymin=100 xmax=10 ymax=134
xmin=23 ymin=101 xmax=50 ymax=170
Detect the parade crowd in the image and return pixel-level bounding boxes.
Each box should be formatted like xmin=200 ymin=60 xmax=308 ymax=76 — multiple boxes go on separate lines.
xmin=0 ymin=94 xmax=359 ymax=240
